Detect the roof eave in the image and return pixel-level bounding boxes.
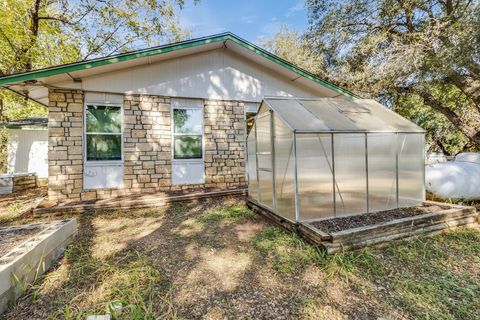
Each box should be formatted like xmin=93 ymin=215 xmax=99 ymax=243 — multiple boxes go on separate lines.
xmin=0 ymin=32 xmax=357 ymax=99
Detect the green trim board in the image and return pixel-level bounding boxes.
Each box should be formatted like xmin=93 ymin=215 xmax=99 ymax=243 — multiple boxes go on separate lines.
xmin=0 ymin=33 xmax=356 ymax=99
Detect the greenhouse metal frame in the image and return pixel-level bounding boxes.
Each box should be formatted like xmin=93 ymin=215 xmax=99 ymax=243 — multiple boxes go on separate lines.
xmin=247 ymin=97 xmax=426 ymax=223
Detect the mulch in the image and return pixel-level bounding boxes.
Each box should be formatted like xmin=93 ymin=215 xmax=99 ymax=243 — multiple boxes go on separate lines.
xmin=0 ymin=227 xmax=40 ymax=257
xmin=313 ymin=205 xmax=446 ymax=233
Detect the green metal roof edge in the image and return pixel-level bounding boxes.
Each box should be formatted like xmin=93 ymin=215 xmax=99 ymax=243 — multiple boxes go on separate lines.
xmin=227 ymin=36 xmax=357 ymax=99
xmin=0 ymin=34 xmax=231 ymax=86
xmin=0 ymin=33 xmax=356 ymax=99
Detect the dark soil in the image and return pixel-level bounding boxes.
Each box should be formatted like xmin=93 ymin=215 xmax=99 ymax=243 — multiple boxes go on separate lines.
xmin=0 ymin=227 xmax=40 ymax=257
xmin=313 ymin=205 xmax=446 ymax=233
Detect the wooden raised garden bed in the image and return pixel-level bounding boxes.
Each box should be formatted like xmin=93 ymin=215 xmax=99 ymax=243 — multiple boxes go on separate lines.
xmin=247 ymin=199 xmax=478 ymax=253
xmin=299 ymin=201 xmax=478 ymax=253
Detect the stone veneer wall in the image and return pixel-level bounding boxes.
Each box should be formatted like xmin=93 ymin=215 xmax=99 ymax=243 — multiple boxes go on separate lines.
xmin=48 ymin=89 xmax=84 ymax=202
xmin=122 ymin=94 xmax=172 ymax=195
xmin=203 ymin=100 xmax=245 ymax=189
xmin=47 ymin=89 xmax=246 ymax=203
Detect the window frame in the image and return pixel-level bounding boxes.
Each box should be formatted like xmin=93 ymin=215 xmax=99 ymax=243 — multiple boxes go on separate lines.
xmin=83 ymin=102 xmax=124 ymax=165
xmin=171 ymin=105 xmax=204 ymax=162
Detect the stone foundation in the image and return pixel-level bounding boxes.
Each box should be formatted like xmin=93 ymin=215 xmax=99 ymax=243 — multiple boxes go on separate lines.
xmin=47 ymin=89 xmax=246 ymax=203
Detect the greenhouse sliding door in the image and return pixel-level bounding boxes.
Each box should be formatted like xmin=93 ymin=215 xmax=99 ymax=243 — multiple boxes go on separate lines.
xmin=333 ymin=134 xmax=367 ymax=217
xmin=273 ymin=115 xmax=295 ymax=221
xmin=296 ymin=133 xmax=334 ymax=221
xmin=247 ymin=123 xmax=258 ymax=201
xmin=367 ymin=133 xmax=397 ymax=212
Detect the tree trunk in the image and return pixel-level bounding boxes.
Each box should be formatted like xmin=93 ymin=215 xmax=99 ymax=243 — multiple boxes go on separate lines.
xmin=16 ymin=0 xmax=41 ymax=72
xmin=419 ymin=91 xmax=480 ymax=149
xmin=434 ymin=138 xmax=450 ymax=156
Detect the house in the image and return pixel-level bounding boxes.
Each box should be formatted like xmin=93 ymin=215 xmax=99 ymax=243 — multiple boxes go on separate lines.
xmin=0 ymin=117 xmax=48 ymax=179
xmin=0 ymin=33 xmax=355 ymax=203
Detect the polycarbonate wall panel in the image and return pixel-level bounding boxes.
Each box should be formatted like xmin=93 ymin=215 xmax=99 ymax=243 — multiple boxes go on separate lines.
xmin=247 ymin=124 xmax=258 ymax=201
xmin=398 ymin=133 xmax=425 ymax=207
xmin=256 ymin=114 xmax=271 ymax=154
xmin=256 ymin=112 xmax=274 ymax=209
xmin=334 ymin=134 xmax=367 ymax=216
xmin=367 ymin=133 xmax=397 ymax=212
xmin=257 ymin=154 xmax=272 ymax=170
xmin=273 ymin=115 xmax=295 ymax=221
xmin=297 ymin=134 xmax=334 ymax=221
xmin=258 ymin=170 xmax=274 ymax=208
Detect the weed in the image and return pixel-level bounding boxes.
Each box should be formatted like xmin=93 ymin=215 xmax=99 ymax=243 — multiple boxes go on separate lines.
xmin=7 ymin=202 xmax=25 ymax=214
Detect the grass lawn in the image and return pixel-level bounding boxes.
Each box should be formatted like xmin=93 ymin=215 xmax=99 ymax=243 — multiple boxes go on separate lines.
xmin=1 ymin=195 xmax=479 ymax=319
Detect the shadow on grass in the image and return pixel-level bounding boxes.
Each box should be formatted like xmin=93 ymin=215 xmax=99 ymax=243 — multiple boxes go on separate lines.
xmin=2 ymin=196 xmax=479 ymax=320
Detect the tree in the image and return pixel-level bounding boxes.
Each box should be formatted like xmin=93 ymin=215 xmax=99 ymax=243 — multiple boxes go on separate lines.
xmin=260 ymin=25 xmax=327 ymax=78
xmin=0 ymin=0 xmax=192 ymax=172
xmin=305 ymin=0 xmax=480 ymax=150
xmin=0 ymin=0 xmax=193 ymax=120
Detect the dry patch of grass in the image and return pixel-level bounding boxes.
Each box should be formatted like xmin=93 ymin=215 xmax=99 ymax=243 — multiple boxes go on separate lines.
xmin=8 ymin=210 xmax=175 ymax=319
xmin=1 ymin=194 xmax=479 ymax=319
xmin=0 ymin=187 xmax=47 ymax=224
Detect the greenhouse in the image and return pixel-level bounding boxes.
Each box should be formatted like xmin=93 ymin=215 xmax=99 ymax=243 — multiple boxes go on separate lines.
xmin=247 ymin=97 xmax=425 ymax=223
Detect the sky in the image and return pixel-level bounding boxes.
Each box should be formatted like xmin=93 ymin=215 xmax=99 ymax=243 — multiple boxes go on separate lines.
xmin=178 ymin=0 xmax=309 ymax=44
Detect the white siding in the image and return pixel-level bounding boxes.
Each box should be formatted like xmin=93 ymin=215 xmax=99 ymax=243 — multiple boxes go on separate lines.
xmin=7 ymin=129 xmax=48 ymax=178
xmin=52 ymin=49 xmax=328 ymax=102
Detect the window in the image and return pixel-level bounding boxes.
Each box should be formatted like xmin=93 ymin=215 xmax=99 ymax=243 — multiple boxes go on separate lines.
xmin=246 ymin=111 xmax=257 ymax=134
xmin=173 ymin=108 xmax=203 ymax=159
xmin=85 ymin=105 xmax=122 ymax=161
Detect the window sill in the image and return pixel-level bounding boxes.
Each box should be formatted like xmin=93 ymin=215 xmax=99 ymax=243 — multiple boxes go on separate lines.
xmin=85 ymin=161 xmax=124 ymax=166
xmin=172 ymin=159 xmax=204 ymax=163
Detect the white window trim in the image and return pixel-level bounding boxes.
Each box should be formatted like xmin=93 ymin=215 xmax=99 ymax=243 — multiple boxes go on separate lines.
xmin=171 ymin=105 xmax=205 ymax=163
xmin=83 ymin=102 xmax=124 ymax=165
xmin=170 ymin=100 xmax=205 ymax=186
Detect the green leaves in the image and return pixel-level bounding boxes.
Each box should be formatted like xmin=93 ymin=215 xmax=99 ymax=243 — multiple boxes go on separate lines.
xmin=0 ymin=0 xmax=192 ymax=74
xmin=303 ymin=0 xmax=480 ymax=151
xmin=0 ymin=0 xmax=193 ymax=122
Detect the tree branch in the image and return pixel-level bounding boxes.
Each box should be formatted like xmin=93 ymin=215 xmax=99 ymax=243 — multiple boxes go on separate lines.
xmin=38 ymin=15 xmax=73 ymax=25
xmin=0 ymin=27 xmax=17 ymax=53
xmin=397 ymin=86 xmax=480 ymax=148
xmin=82 ymin=21 xmax=125 ymax=60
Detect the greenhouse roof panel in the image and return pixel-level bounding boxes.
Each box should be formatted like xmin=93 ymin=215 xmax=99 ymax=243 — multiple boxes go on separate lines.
xmin=263 ymin=98 xmax=424 ymax=133
xmin=263 ymin=99 xmax=331 ymax=131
